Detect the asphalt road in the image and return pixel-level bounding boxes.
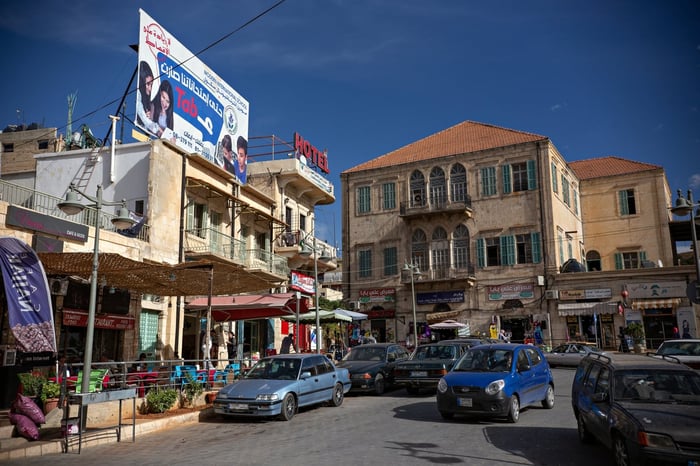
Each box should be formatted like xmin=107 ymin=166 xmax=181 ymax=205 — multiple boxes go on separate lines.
xmin=10 ymin=368 xmax=615 ymax=466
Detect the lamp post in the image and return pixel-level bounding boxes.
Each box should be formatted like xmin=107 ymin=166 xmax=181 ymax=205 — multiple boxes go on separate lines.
xmin=672 ymin=189 xmax=700 ymax=304
xmin=58 ymin=183 xmax=135 ymax=394
xmin=403 ymin=263 xmax=421 ymax=349
xmin=300 ymin=226 xmax=330 ymax=354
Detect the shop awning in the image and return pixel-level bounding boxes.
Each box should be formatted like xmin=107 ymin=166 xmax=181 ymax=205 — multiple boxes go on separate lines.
xmin=557 ymin=302 xmax=619 ymax=316
xmin=631 ymin=298 xmax=681 ymax=311
xmin=426 ymin=310 xmax=460 ymax=322
xmin=333 ymin=308 xmax=368 ymax=321
xmin=280 ymin=309 xmax=352 ymax=323
xmin=185 ymin=293 xmax=309 ymax=321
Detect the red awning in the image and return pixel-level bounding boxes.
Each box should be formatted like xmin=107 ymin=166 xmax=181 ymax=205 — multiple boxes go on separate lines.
xmin=185 ymin=293 xmax=310 ymax=321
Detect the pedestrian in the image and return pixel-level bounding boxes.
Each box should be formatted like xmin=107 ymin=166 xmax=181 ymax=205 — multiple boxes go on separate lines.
xmin=672 ymin=326 xmax=680 ymax=339
xmin=498 ymin=329 xmax=510 ymax=342
xmin=280 ymin=333 xmax=296 ymax=354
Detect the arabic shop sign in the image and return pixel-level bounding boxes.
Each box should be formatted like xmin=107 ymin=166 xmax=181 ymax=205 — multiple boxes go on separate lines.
xmin=359 ymin=288 xmax=395 ymax=303
xmin=417 ymin=291 xmax=465 ymax=305
xmin=487 ymin=283 xmax=534 ymax=300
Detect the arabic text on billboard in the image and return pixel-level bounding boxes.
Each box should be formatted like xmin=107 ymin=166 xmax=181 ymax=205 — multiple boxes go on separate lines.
xmin=136 ymin=9 xmax=249 ymax=184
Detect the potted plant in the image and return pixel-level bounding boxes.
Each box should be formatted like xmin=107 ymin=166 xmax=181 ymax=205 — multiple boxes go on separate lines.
xmin=624 ymin=322 xmax=646 ymax=353
xmin=17 ymin=371 xmax=47 ymax=399
xmin=40 ymin=381 xmax=61 ymax=413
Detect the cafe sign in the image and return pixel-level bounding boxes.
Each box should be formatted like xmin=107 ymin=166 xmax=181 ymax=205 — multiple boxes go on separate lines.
xmin=559 ymin=288 xmax=612 ymax=301
xmin=359 ymin=288 xmax=395 ymax=303
xmin=62 ymin=309 xmax=135 ymax=330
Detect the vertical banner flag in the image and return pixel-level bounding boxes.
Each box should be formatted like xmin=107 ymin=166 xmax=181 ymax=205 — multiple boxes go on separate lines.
xmin=0 ymin=237 xmax=57 ymax=353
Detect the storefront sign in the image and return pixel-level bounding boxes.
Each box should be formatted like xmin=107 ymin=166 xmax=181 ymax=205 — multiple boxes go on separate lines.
xmin=559 ymin=288 xmax=612 ymax=300
xmin=487 ymin=283 xmax=534 ymax=300
xmin=6 ymin=205 xmax=88 ymax=242
xmin=290 ymin=270 xmax=315 ymax=295
xmin=417 ymin=291 xmax=465 ymax=305
xmin=359 ymin=288 xmax=395 ymax=303
xmin=62 ymin=309 xmax=135 ymax=330
xmin=364 ymin=309 xmax=396 ymax=319
xmin=627 ymin=282 xmax=687 ymax=299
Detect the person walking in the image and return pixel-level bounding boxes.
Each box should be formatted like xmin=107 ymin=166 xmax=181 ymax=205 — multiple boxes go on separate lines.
xmin=280 ymin=333 xmax=296 ymax=354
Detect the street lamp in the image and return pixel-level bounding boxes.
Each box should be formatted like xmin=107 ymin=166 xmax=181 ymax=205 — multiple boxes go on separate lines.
xmin=58 ymin=183 xmax=135 ymax=394
xmin=300 ymin=229 xmax=330 ymax=354
xmin=403 ymin=262 xmax=421 ymax=349
xmin=672 ymin=189 xmax=700 ymax=304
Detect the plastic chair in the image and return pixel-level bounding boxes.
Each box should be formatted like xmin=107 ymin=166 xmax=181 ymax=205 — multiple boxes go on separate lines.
xmin=74 ymin=369 xmax=109 ymax=393
xmin=213 ymin=363 xmax=241 ymax=384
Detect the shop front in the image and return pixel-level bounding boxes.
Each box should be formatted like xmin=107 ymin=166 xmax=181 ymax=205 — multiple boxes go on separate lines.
xmin=557 ymin=302 xmax=620 ymax=349
xmin=358 ymin=288 xmax=397 ymax=344
xmin=627 ymin=281 xmax=687 ymax=350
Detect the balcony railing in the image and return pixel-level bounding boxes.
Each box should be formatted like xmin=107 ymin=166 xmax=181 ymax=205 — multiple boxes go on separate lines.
xmin=401 ymin=264 xmax=476 ymax=284
xmin=0 ymin=178 xmax=150 ymax=241
xmin=399 ymin=195 xmax=473 ymax=218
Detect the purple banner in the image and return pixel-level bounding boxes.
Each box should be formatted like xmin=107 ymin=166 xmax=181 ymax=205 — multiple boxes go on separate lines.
xmin=0 ymin=237 xmax=56 ymax=353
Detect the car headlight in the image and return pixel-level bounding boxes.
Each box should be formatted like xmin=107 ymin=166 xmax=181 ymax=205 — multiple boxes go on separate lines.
xmin=217 ymin=393 xmax=228 ymax=399
xmin=256 ymin=393 xmax=280 ymax=402
xmin=352 ymin=373 xmax=372 ymax=380
xmin=437 ymin=378 xmax=448 ymax=393
xmin=485 ymin=379 xmax=505 ymax=395
xmin=638 ymin=432 xmax=676 ymax=449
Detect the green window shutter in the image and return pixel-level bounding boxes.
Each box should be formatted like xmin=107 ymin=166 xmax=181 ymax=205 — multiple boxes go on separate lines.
xmin=531 ymin=232 xmax=541 ymax=263
xmin=186 ymin=201 xmax=194 ymax=230
xmin=527 ymin=160 xmax=537 ymax=190
xmin=476 ymin=238 xmax=485 ymax=268
xmin=551 ymin=163 xmax=558 ymax=193
xmin=640 ymin=251 xmax=647 ymax=262
xmin=502 ymin=165 xmax=512 ymax=194
xmin=618 ymin=190 xmax=629 ymax=216
xmin=614 ymin=253 xmax=623 ymax=270
xmin=501 ymin=235 xmax=515 ymax=265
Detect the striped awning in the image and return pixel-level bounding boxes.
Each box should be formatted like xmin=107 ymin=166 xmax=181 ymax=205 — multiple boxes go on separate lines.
xmin=426 ymin=310 xmax=460 ymax=323
xmin=557 ymin=302 xmax=619 ymax=317
xmin=631 ymin=298 xmax=681 ymax=311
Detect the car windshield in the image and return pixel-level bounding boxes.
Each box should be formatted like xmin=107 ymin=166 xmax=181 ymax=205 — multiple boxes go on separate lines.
xmin=453 ymin=348 xmax=513 ymax=372
xmin=412 ymin=345 xmax=456 ymax=360
xmin=244 ymin=358 xmax=300 ymax=380
xmin=613 ymin=370 xmax=700 ymax=404
xmin=657 ymin=341 xmax=700 ymax=356
xmin=343 ymin=346 xmax=386 ymax=361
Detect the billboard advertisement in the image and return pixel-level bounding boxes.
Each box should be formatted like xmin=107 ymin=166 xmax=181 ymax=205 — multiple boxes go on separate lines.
xmin=136 ymin=9 xmax=249 ymax=184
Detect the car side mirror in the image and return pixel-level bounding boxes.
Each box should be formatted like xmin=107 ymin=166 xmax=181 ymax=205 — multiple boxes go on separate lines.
xmin=300 ymin=371 xmax=312 ymax=379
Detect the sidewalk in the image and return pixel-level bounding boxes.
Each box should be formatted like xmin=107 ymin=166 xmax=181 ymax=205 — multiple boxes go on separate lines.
xmin=0 ymin=406 xmax=215 ymax=461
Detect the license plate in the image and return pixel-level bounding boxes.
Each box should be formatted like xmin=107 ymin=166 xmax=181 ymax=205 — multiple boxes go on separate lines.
xmin=228 ymin=403 xmax=248 ymax=410
xmin=410 ymin=371 xmax=428 ymax=377
xmin=457 ymin=397 xmax=472 ymax=407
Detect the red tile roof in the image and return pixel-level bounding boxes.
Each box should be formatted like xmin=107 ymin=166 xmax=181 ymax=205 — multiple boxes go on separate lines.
xmin=569 ymin=156 xmax=663 ymax=180
xmin=342 ymin=120 xmax=547 ymax=174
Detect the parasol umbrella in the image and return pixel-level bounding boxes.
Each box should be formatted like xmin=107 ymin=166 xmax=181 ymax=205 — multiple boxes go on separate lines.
xmin=280 ymin=309 xmax=352 ymax=323
xmin=429 ymin=319 xmax=468 ymax=329
xmin=333 ymin=308 xmax=368 ymax=321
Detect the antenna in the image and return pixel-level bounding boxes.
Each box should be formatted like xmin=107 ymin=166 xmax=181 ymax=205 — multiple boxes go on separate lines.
xmin=66 ymin=91 xmax=78 ymax=147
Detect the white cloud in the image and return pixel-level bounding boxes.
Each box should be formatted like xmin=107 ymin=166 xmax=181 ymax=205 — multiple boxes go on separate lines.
xmin=689 ymin=173 xmax=700 ymax=189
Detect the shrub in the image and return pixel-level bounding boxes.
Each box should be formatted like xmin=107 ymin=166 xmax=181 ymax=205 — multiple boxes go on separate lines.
xmin=40 ymin=381 xmax=61 ymax=403
xmin=181 ymin=372 xmax=204 ymax=407
xmin=146 ymin=388 xmax=179 ymax=414
xmin=17 ymin=372 xmax=47 ymax=398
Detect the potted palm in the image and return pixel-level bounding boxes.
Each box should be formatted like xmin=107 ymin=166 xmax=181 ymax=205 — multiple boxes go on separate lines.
xmin=40 ymin=381 xmax=61 ymax=413
xmin=624 ymin=322 xmax=646 ymax=353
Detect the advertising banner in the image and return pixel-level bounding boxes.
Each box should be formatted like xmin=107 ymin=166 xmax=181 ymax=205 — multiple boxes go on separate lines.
xmin=0 ymin=237 xmax=56 ymax=353
xmin=136 ymin=9 xmax=249 ymax=184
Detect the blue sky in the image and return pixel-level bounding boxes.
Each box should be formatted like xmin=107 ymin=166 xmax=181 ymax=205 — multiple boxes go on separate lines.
xmin=1 ymin=0 xmax=699 ymax=253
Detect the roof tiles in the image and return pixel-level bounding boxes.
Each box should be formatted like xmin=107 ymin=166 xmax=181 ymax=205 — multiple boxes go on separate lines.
xmin=569 ymin=156 xmax=662 ymax=180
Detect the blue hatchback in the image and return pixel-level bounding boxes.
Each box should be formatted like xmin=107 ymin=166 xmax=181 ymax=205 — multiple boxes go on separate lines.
xmin=436 ymin=343 xmax=555 ymax=422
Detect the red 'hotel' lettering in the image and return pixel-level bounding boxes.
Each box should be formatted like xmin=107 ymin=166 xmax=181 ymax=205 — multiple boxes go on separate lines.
xmin=294 ymin=132 xmax=330 ymax=174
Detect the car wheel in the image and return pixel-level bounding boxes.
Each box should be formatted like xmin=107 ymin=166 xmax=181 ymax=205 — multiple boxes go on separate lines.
xmin=439 ymin=410 xmax=454 ymax=420
xmin=541 ymin=384 xmax=555 ymax=409
xmin=373 ymin=373 xmax=385 ymax=395
xmin=330 ymin=383 xmax=344 ymax=407
xmin=577 ymin=414 xmax=593 ymax=443
xmin=278 ymin=393 xmax=296 ymax=421
xmin=406 ymin=386 xmax=420 ymax=395
xmin=613 ymin=434 xmax=631 ymax=466
xmin=507 ymin=395 xmax=520 ymax=423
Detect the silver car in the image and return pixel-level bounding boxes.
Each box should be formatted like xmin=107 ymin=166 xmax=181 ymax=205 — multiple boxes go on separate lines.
xmin=545 ymin=343 xmax=605 ymax=367
xmin=213 ymin=354 xmax=351 ymax=421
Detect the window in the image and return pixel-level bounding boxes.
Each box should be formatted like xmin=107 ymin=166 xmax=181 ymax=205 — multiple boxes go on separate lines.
xmin=567 ymin=235 xmax=573 ymax=260
xmin=526 ymin=348 xmax=543 ymax=366
xmin=285 ymin=207 xmax=293 ymax=233
xmin=431 ymin=227 xmax=450 ymax=278
xmin=480 ymin=167 xmax=497 ymax=196
xmin=210 ymin=211 xmax=222 ymax=252
xmin=429 ymin=167 xmax=447 ymax=207
xmin=551 ymin=162 xmax=558 ymax=193
xmin=476 ymin=237 xmax=501 ymax=267
xmin=516 ymin=234 xmax=533 ymax=264
xmin=619 ymin=189 xmax=637 ymax=216
xmin=503 ymin=161 xmax=536 ymax=194
xmin=2 ymin=143 xmax=14 ymax=152
xmin=187 ymin=200 xmax=208 ymax=238
xmin=410 ymin=170 xmax=426 ymax=207
xmin=573 ymin=189 xmax=579 ymax=216
xmin=38 ymin=140 xmax=49 ymax=150
xmin=453 ymin=224 xmax=470 ymax=269
xmin=357 ymin=186 xmax=371 ymax=214
xmin=359 ymin=249 xmax=372 ymax=278
xmin=615 ymin=251 xmax=647 ymax=270
xmin=383 ymin=247 xmax=398 ymax=276
xmin=586 ymin=250 xmax=602 ymax=271
xmin=558 ymin=232 xmax=564 ymax=264
xmin=410 ymin=229 xmax=428 ymax=271
xmin=382 ymin=182 xmax=396 ymax=210
xmin=594 ymin=367 xmax=610 ymax=397
xmin=562 ymin=176 xmax=570 ymax=206
xmin=299 ymin=214 xmax=307 ymax=232
xmin=450 ymin=164 xmax=467 ymax=203
xmin=134 ymin=200 xmax=145 ymax=216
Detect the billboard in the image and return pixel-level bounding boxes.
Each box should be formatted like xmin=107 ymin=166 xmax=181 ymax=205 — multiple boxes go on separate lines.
xmin=136 ymin=9 xmax=249 ymax=184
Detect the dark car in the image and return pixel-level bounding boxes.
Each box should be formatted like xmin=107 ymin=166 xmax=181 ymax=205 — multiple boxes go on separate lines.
xmin=393 ymin=339 xmax=487 ymax=394
xmin=336 ymin=343 xmax=410 ymax=395
xmin=436 ymin=343 xmax=555 ymax=423
xmin=572 ymin=352 xmax=700 ymax=466
xmin=545 ymin=342 xmax=607 ymax=367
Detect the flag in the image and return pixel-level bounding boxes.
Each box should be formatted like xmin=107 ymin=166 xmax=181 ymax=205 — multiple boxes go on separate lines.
xmin=0 ymin=237 xmax=57 ymax=353
xmin=117 ymin=214 xmax=147 ymax=238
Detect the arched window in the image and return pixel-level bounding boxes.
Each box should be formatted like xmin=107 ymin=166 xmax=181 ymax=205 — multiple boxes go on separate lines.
xmin=411 ymin=229 xmax=428 ymax=271
xmin=432 ymin=227 xmax=449 ymax=278
xmin=453 ymin=224 xmax=470 ymax=269
xmin=586 ymin=250 xmax=601 ymax=271
xmin=410 ymin=171 xmax=426 ymax=207
xmin=450 ymin=164 xmax=467 ymax=203
xmin=429 ymin=167 xmax=446 ymax=207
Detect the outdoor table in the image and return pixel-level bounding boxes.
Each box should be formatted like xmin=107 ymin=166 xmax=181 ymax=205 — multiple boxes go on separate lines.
xmin=126 ymin=371 xmax=159 ymax=397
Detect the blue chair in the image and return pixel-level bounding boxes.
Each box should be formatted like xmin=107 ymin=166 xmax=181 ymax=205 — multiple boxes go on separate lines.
xmin=213 ymin=363 xmax=241 ymax=384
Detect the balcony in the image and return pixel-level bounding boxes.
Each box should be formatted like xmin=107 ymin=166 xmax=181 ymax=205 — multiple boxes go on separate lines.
xmin=184 ymin=227 xmax=289 ymax=281
xmin=399 ymin=195 xmax=473 ymax=220
xmin=275 ymin=229 xmax=338 ymax=272
xmin=401 ymin=264 xmax=476 ymax=287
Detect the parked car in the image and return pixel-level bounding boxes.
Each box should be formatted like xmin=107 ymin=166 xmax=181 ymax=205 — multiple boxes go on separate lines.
xmin=393 ymin=339 xmax=488 ymax=394
xmin=655 ymin=339 xmax=700 ymax=370
xmin=436 ymin=343 xmax=555 ymax=423
xmin=572 ymin=352 xmax=700 ymax=466
xmin=336 ymin=343 xmax=410 ymax=395
xmin=213 ymin=354 xmax=350 ymax=421
xmin=545 ymin=342 xmax=606 ymax=367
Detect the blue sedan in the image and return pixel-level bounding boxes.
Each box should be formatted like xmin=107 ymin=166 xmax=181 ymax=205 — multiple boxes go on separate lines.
xmin=436 ymin=343 xmax=555 ymax=423
xmin=213 ymin=354 xmax=351 ymax=421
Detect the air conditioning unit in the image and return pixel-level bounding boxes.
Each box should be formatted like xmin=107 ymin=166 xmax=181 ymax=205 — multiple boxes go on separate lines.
xmin=1 ymin=346 xmax=17 ymax=366
xmin=544 ymin=290 xmax=559 ymax=300
xmin=49 ymin=278 xmax=69 ymax=296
